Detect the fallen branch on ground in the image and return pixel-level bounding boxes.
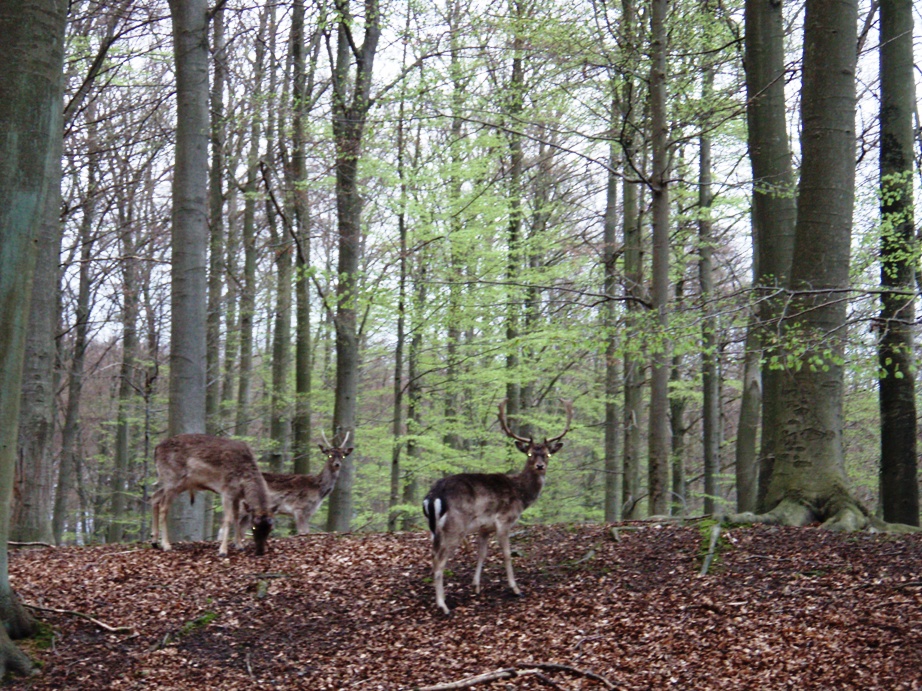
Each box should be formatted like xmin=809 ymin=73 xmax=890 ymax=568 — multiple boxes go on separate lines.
xmin=24 ymin=602 xmax=134 ymax=634
xmin=416 ymin=662 xmax=616 ymax=690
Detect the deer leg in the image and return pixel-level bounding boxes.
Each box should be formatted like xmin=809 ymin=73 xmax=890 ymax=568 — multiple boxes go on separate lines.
xmin=433 ymin=531 xmax=462 ymax=615
xmin=472 ymin=530 xmax=491 ymax=595
xmin=151 ymin=489 xmax=162 ymax=547
xmin=157 ymin=490 xmax=176 ymax=551
xmin=218 ymin=494 xmax=235 ymax=557
xmin=497 ymin=527 xmax=521 ymax=596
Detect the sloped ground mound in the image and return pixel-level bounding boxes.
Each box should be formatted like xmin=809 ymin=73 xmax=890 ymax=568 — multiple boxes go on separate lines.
xmin=7 ymin=523 xmax=922 ymax=689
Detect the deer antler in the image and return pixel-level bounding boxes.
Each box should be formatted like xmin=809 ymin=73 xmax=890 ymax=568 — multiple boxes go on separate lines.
xmin=497 ymin=398 xmax=531 ymax=443
xmin=340 ymin=430 xmax=351 ymax=447
xmin=320 ymin=430 xmax=332 ymax=448
xmin=545 ymin=399 xmax=574 ymax=443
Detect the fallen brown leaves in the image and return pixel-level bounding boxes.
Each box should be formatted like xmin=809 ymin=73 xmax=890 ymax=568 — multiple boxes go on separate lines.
xmin=7 ymin=523 xmax=922 ymax=690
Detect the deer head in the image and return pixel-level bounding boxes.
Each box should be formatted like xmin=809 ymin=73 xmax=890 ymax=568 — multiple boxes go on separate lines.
xmin=498 ymin=398 xmax=573 ymax=473
xmin=318 ymin=430 xmax=353 ymax=472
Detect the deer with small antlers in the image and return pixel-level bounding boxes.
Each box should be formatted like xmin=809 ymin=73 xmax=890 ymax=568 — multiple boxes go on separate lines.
xmin=422 ymin=399 xmax=573 ymax=614
xmin=151 ymin=434 xmax=274 ymax=557
xmin=249 ymin=432 xmax=353 ymax=534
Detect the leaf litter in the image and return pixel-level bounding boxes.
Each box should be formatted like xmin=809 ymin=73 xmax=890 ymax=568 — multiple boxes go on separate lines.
xmin=7 ymin=523 xmax=922 ymax=689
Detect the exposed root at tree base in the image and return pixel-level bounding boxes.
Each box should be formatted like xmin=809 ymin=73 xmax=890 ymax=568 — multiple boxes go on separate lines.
xmin=726 ymin=496 xmax=921 ymax=534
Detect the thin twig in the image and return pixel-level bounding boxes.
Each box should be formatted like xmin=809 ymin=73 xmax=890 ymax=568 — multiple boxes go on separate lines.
xmin=9 ymin=541 xmax=55 ymax=548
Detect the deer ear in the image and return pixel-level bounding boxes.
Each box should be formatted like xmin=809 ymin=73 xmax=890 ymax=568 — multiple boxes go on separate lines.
xmin=344 ymin=447 xmax=354 ymax=457
xmin=515 ymin=440 xmax=531 ymax=454
xmin=318 ymin=444 xmax=327 ymax=453
xmin=549 ymin=441 xmax=564 ymax=454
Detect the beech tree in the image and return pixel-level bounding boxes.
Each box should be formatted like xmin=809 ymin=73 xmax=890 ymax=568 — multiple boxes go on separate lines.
xmin=165 ymin=0 xmax=209 ymax=540
xmin=877 ymin=0 xmax=918 ymax=526
xmin=0 ymin=0 xmax=67 ymax=674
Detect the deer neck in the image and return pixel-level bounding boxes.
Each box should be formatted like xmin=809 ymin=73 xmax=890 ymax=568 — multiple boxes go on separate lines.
xmin=318 ymin=461 xmax=340 ymax=496
xmin=511 ymin=466 xmax=545 ymax=507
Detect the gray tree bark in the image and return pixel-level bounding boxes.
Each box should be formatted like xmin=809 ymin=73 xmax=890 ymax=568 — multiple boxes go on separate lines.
xmin=647 ymin=0 xmax=671 ymax=516
xmin=0 ymin=0 xmax=67 ymax=674
xmin=326 ymin=0 xmax=381 ymax=531
xmin=166 ymin=0 xmax=210 ymax=540
xmin=743 ymin=0 xmax=797 ymax=511
xmin=760 ymin=0 xmax=862 ymax=529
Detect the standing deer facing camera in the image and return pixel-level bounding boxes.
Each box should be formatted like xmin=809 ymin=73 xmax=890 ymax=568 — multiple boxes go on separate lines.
xmin=151 ymin=434 xmax=274 ymax=556
xmin=422 ymin=399 xmax=573 ymax=614
xmin=253 ymin=431 xmax=353 ymax=534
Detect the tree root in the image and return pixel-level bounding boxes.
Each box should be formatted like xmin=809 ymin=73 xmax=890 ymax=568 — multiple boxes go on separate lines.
xmin=724 ymin=496 xmax=921 ymax=534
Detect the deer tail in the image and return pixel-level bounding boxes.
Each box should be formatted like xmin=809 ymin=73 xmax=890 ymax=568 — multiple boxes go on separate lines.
xmin=422 ymin=491 xmax=448 ymax=550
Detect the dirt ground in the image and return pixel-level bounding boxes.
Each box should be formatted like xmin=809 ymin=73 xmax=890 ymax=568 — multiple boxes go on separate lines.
xmin=6 ymin=522 xmax=922 ymax=689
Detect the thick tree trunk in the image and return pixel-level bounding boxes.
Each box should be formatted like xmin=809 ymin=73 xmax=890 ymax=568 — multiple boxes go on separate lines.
xmin=13 ymin=115 xmax=61 ymax=545
xmin=647 ymin=0 xmax=671 ymax=516
xmin=743 ymin=0 xmax=797 ymax=511
xmin=0 ymin=0 xmax=67 ymax=674
xmin=877 ymin=0 xmax=918 ymax=526
xmin=166 ymin=0 xmax=210 ymax=540
xmin=760 ymin=0 xmax=861 ymax=529
xmin=326 ymin=0 xmax=380 ymax=531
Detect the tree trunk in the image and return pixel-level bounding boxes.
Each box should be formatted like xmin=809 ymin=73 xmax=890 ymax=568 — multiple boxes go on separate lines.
xmin=669 ymin=280 xmax=685 ymax=516
xmin=235 ymin=8 xmax=269 ymax=438
xmin=603 ymin=96 xmax=621 ymax=522
xmin=877 ymin=0 xmax=918 ymax=526
xmin=109 ymin=221 xmax=139 ymax=544
xmin=53 ymin=109 xmax=98 ymax=545
xmin=743 ymin=0 xmax=797 ymax=511
xmin=326 ymin=0 xmax=381 ymax=532
xmin=205 ymin=2 xmax=226 ymax=436
xmin=699 ymin=64 xmax=719 ymax=516
xmin=735 ymin=322 xmax=761 ymax=512
xmin=0 ymin=0 xmax=67 ymax=674
xmin=647 ymin=0 xmax=671 ymax=516
xmin=166 ymin=0 xmax=210 ymax=540
xmin=760 ymin=0 xmax=861 ymax=529
xmin=13 ymin=109 xmax=61 ymax=546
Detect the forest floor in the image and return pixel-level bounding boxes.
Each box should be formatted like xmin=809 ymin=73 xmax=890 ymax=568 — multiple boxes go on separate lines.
xmin=5 ymin=522 xmax=922 ymax=690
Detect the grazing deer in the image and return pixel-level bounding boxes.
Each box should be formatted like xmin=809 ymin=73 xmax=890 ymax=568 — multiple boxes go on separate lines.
xmin=151 ymin=434 xmax=274 ymax=557
xmin=422 ymin=399 xmax=573 ymax=614
xmin=248 ymin=432 xmax=353 ymax=534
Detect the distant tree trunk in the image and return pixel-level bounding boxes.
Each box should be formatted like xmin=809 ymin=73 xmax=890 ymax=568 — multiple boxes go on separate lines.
xmin=603 ymin=96 xmax=621 ymax=522
xmin=735 ymin=322 xmax=761 ymax=512
xmin=503 ymin=0 xmax=525 ymax=430
xmin=699 ymin=65 xmax=719 ymax=516
xmin=647 ymin=0 xmax=671 ymax=516
xmin=669 ymin=280 xmax=686 ymax=516
xmin=326 ymin=0 xmax=381 ymax=531
xmin=0 ymin=0 xmax=67 ymax=674
xmin=402 ymin=240 xmax=427 ymax=532
xmin=205 ymin=2 xmax=226 ymax=436
xmin=620 ymin=0 xmax=644 ymax=520
xmin=166 ymin=0 xmax=210 ymax=540
xmin=108 ymin=210 xmax=140 ymax=544
xmin=221 ymin=189 xmax=240 ymax=431
xmin=53 ymin=108 xmax=98 ymax=545
xmin=290 ymin=0 xmax=321 ymax=475
xmin=758 ymin=0 xmax=863 ymax=529
xmin=743 ymin=0 xmax=797 ymax=511
xmin=265 ymin=5 xmax=291 ymax=474
xmin=389 ymin=9 xmax=412 ymax=531
xmin=877 ymin=0 xmax=918 ymax=526
xmin=235 ymin=8 xmax=269 ymax=438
